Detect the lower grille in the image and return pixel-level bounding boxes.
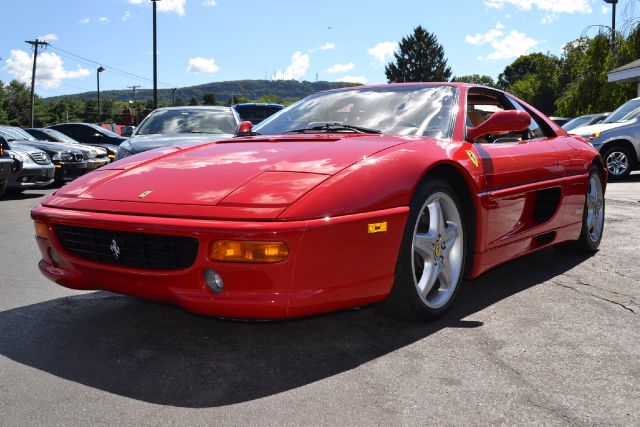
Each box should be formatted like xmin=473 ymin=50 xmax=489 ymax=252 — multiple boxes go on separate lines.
xmin=55 ymin=224 xmax=199 ymax=270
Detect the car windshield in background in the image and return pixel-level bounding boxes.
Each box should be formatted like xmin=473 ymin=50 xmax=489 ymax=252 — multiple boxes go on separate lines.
xmin=136 ymin=109 xmax=237 ymax=135
xmin=234 ymin=105 xmax=283 ymax=124
xmin=603 ymin=99 xmax=640 ymax=123
xmin=254 ymin=85 xmax=458 ymax=138
xmin=562 ymin=115 xmax=594 ymax=131
xmin=44 ymin=129 xmax=80 ymax=144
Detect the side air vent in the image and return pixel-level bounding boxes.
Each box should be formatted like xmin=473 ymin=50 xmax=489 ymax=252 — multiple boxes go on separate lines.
xmin=534 ymin=187 xmax=561 ymax=223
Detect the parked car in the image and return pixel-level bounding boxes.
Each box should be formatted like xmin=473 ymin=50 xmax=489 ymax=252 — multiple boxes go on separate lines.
xmin=232 ymin=103 xmax=284 ymax=125
xmin=3 ymin=139 xmax=55 ymax=191
xmin=48 ymin=123 xmax=126 ymax=161
xmin=584 ymin=116 xmax=640 ymax=180
xmin=569 ymin=97 xmax=640 ymax=140
xmin=561 ymin=113 xmax=609 ymax=132
xmin=569 ymin=97 xmax=640 ymax=179
xmin=0 ymin=126 xmax=87 ymax=184
xmin=116 ymin=106 xmax=239 ymax=160
xmin=24 ymin=128 xmax=109 ymax=172
xmin=32 ymin=83 xmax=605 ymax=322
xmin=549 ymin=116 xmax=571 ymax=127
xmin=0 ymin=138 xmax=18 ymax=197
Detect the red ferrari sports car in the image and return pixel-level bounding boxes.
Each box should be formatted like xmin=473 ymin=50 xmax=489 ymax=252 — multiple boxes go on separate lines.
xmin=31 ymin=83 xmax=606 ymax=321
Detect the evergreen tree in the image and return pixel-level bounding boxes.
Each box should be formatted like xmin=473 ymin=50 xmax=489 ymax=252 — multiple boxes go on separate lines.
xmin=189 ymin=96 xmax=199 ymax=106
xmin=202 ymin=93 xmax=217 ymax=105
xmin=451 ymin=74 xmax=496 ymax=87
xmin=385 ymin=26 xmax=452 ymax=83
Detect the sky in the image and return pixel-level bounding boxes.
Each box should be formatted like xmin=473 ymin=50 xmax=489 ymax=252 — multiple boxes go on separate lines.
xmin=0 ymin=0 xmax=637 ymax=98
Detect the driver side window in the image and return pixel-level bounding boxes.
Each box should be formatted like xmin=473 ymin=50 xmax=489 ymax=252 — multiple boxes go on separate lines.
xmin=466 ymin=89 xmax=518 ymax=144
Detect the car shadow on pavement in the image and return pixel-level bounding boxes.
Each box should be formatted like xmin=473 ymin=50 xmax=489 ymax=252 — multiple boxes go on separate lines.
xmin=0 ymin=248 xmax=589 ymax=408
xmin=0 ymin=191 xmax=47 ymax=201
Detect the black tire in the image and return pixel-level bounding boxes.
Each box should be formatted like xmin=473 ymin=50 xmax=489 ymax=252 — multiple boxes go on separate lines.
xmin=376 ymin=178 xmax=467 ymax=321
xmin=573 ymin=166 xmax=605 ymax=252
xmin=601 ymin=145 xmax=632 ymax=180
xmin=0 ymin=180 xmax=7 ymax=198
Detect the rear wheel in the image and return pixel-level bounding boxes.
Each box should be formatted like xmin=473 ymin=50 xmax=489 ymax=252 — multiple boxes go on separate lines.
xmin=377 ymin=179 xmax=466 ymax=321
xmin=602 ymin=145 xmax=632 ymax=180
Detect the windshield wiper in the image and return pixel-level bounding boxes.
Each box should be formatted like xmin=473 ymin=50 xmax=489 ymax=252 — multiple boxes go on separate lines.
xmin=284 ymin=123 xmax=382 ymax=135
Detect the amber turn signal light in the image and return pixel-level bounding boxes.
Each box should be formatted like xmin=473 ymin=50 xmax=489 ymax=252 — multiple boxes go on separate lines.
xmin=34 ymin=221 xmax=48 ymax=239
xmin=211 ymin=240 xmax=289 ymax=263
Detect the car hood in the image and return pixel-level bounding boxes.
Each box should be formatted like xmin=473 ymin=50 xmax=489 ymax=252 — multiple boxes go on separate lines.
xmin=568 ymin=121 xmax=630 ymax=136
xmin=6 ymin=144 xmax=46 ymax=155
xmin=11 ymin=139 xmax=78 ymax=154
xmin=46 ymin=134 xmax=411 ymax=219
xmin=127 ymin=133 xmax=233 ymax=153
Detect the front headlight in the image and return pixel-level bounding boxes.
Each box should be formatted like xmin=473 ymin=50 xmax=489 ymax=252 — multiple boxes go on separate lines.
xmin=52 ymin=152 xmax=73 ymax=161
xmin=116 ymin=146 xmax=133 ymax=160
xmin=586 ymin=132 xmax=601 ymax=142
xmin=11 ymin=151 xmax=32 ymax=163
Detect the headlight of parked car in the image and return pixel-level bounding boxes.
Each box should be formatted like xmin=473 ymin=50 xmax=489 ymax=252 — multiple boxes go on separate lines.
xmin=52 ymin=152 xmax=74 ymax=161
xmin=586 ymin=132 xmax=601 ymax=142
xmin=11 ymin=151 xmax=32 ymax=163
xmin=116 ymin=146 xmax=133 ymax=160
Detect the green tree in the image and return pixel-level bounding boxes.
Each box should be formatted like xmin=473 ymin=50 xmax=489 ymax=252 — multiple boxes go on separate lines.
xmin=202 ymin=93 xmax=217 ymax=105
xmin=175 ymin=97 xmax=185 ymax=106
xmin=4 ymin=80 xmax=32 ymax=126
xmin=451 ymin=74 xmax=496 ymax=87
xmin=0 ymin=81 xmax=8 ymax=124
xmin=385 ymin=26 xmax=452 ymax=83
xmin=189 ymin=96 xmax=199 ymax=106
xmin=497 ymin=53 xmax=562 ymax=115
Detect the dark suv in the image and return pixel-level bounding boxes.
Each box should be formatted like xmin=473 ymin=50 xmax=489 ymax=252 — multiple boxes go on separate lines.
xmin=48 ymin=123 xmax=126 ymax=161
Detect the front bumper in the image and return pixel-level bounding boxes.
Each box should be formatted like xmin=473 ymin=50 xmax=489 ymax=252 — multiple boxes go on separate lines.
xmin=8 ymin=163 xmax=55 ymax=189
xmin=31 ymin=205 xmax=408 ymax=319
xmin=86 ymin=158 xmax=109 ymax=171
xmin=54 ymin=161 xmax=88 ymax=182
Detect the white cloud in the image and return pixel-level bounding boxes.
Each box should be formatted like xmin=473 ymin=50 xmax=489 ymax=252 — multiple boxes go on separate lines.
xmin=465 ymin=24 xmax=540 ymax=61
xmin=79 ymin=18 xmax=90 ymax=24
xmin=128 ymin=0 xmax=186 ymax=15
xmin=38 ymin=34 xmax=58 ymax=42
xmin=368 ymin=41 xmax=397 ymax=67
xmin=541 ymin=13 xmax=558 ymax=24
xmin=319 ymin=42 xmax=335 ymax=50
xmin=3 ymin=50 xmax=90 ymax=89
xmin=98 ymin=17 xmax=110 ymax=23
xmin=335 ymin=75 xmax=368 ymax=84
xmin=273 ymin=51 xmax=310 ymax=80
xmin=326 ymin=62 xmax=355 ymax=74
xmin=484 ymin=0 xmax=591 ymax=14
xmin=466 ymin=23 xmax=505 ymax=45
xmin=122 ymin=11 xmax=132 ymax=21
xmin=601 ymin=5 xmax=610 ymax=14
xmin=187 ymin=57 xmax=220 ymax=73
xmin=203 ymin=0 xmax=217 ymax=5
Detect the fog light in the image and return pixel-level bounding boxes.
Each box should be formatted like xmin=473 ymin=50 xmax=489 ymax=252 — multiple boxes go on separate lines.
xmin=48 ymin=247 xmax=60 ymax=267
xmin=204 ymin=269 xmax=224 ymax=294
xmin=34 ymin=221 xmax=48 ymax=239
xmin=211 ymin=240 xmax=289 ymax=263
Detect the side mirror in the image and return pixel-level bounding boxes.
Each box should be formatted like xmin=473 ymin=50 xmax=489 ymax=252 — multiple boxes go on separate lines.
xmin=121 ymin=126 xmax=135 ymax=137
xmin=94 ymin=133 xmax=104 ymax=138
xmin=234 ymin=121 xmax=254 ymax=137
xmin=466 ymin=110 xmax=531 ymax=142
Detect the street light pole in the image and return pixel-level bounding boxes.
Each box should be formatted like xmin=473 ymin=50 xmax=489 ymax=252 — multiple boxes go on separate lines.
xmin=604 ymin=0 xmax=618 ymax=48
xmin=97 ymin=66 xmax=105 ymax=124
xmin=151 ymin=0 xmax=160 ymax=109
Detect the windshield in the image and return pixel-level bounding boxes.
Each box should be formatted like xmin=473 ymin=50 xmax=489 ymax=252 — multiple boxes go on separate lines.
xmin=603 ymin=99 xmax=640 ymax=123
xmin=254 ymin=85 xmax=458 ymax=138
xmin=234 ymin=105 xmax=283 ymax=125
xmin=0 ymin=127 xmax=34 ymax=140
xmin=136 ymin=108 xmax=238 ymax=135
xmin=45 ymin=128 xmax=80 ymax=144
xmin=562 ymin=115 xmax=594 ymax=131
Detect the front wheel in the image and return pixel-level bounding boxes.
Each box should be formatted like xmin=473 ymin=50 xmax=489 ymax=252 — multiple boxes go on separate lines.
xmin=377 ymin=178 xmax=466 ymax=321
xmin=602 ymin=145 xmax=632 ymax=180
xmin=574 ymin=166 xmax=605 ymax=252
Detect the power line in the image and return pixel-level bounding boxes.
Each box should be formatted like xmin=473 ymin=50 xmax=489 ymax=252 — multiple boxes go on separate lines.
xmin=47 ymin=43 xmax=178 ymax=89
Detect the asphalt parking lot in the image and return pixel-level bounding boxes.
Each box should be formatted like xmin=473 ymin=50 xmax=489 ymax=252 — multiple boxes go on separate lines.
xmin=1 ymin=176 xmax=639 ymax=425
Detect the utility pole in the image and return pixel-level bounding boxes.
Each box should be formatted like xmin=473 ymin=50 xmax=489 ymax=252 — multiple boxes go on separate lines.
xmin=25 ymin=39 xmax=48 ymax=127
xmin=151 ymin=0 xmax=160 ymax=109
xmin=128 ymin=85 xmax=141 ymax=124
xmin=97 ymin=66 xmax=105 ymax=123
xmin=172 ymin=88 xmax=177 ymax=106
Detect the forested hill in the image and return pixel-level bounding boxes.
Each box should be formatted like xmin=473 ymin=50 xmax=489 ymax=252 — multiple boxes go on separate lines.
xmin=46 ymin=80 xmax=360 ymax=103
